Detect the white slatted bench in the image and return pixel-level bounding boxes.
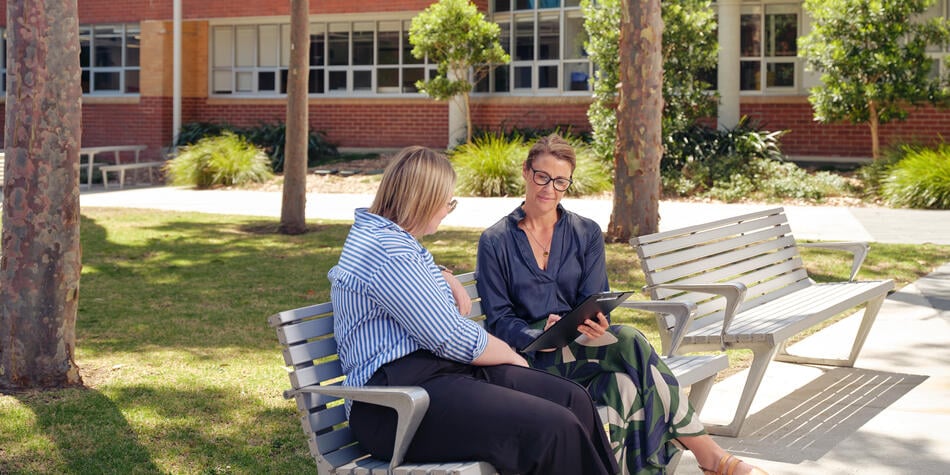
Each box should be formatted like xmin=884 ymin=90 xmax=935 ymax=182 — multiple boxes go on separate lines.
xmin=630 ymin=207 xmax=895 ymax=437
xmin=269 ymin=272 xmax=728 ymax=475
xmin=80 ymin=145 xmax=149 ymax=188
xmin=100 ymin=161 xmax=165 ymax=189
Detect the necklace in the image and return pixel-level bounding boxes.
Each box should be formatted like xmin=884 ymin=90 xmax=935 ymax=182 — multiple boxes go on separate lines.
xmin=522 ymin=225 xmax=551 ymax=258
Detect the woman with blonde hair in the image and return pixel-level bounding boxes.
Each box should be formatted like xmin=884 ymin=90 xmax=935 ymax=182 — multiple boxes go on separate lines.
xmin=329 ymin=145 xmax=618 ymax=475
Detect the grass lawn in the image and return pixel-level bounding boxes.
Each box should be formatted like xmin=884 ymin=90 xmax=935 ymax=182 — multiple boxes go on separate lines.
xmin=2 ymin=207 xmax=948 ymax=473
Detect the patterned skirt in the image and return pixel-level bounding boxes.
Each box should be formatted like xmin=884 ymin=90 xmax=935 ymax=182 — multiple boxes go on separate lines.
xmin=528 ymin=324 xmax=706 ymax=475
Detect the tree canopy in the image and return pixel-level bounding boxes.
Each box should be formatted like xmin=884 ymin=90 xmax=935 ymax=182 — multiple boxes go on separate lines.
xmin=800 ymin=0 xmax=950 ymax=159
xmin=409 ymin=0 xmax=510 ymax=144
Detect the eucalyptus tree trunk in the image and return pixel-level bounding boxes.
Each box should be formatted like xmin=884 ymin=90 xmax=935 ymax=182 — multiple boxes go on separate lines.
xmin=607 ymin=0 xmax=664 ymax=242
xmin=1 ymin=0 xmax=84 ymax=390
xmin=280 ymin=0 xmax=310 ymax=235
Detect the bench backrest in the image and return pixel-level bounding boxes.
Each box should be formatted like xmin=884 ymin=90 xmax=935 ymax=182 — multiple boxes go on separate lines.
xmin=631 ymin=207 xmax=811 ymax=333
xmin=268 ymin=272 xmax=481 ymax=473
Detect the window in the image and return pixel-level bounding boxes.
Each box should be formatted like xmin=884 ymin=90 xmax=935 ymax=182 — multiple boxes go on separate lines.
xmin=211 ymin=20 xmax=434 ymax=97
xmin=920 ymin=1 xmax=950 ymax=80
xmin=80 ymin=24 xmax=140 ymax=95
xmin=739 ymin=4 xmax=799 ymax=92
xmin=487 ymin=1 xmax=592 ymax=94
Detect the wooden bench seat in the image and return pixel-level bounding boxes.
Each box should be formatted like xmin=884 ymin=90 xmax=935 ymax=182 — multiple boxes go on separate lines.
xmin=631 ymin=207 xmax=895 ymax=437
xmin=100 ymin=161 xmax=165 ymax=189
xmin=269 ymin=272 xmax=728 ymax=475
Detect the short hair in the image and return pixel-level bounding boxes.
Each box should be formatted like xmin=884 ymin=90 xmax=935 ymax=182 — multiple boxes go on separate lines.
xmin=370 ymin=146 xmax=456 ymax=235
xmin=524 ymin=133 xmax=577 ymax=174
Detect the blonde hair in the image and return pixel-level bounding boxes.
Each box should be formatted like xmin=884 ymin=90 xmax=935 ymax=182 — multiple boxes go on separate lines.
xmin=370 ymin=146 xmax=456 ymax=235
xmin=524 ymin=133 xmax=577 ymax=173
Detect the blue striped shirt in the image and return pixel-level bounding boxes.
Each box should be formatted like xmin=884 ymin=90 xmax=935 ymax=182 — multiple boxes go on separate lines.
xmin=328 ymin=208 xmax=488 ymax=395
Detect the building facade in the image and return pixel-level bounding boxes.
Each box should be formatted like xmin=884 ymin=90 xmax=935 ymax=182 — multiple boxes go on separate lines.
xmin=1 ymin=0 xmax=949 ymax=161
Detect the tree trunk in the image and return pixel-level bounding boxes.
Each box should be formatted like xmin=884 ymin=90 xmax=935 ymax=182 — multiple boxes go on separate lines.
xmin=868 ymin=100 xmax=880 ymax=160
xmin=1 ymin=0 xmax=84 ymax=390
xmin=279 ymin=0 xmax=310 ymax=235
xmin=607 ymin=0 xmax=664 ymax=242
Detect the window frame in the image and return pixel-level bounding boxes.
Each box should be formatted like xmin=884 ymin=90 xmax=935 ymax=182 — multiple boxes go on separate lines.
xmin=80 ymin=23 xmax=141 ymax=96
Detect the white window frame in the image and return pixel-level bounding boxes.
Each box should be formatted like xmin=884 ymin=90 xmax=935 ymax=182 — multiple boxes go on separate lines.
xmin=210 ymin=18 xmax=436 ymax=98
xmin=485 ymin=1 xmax=593 ymax=96
xmin=739 ymin=3 xmax=801 ymax=94
xmin=80 ymin=23 xmax=140 ymax=96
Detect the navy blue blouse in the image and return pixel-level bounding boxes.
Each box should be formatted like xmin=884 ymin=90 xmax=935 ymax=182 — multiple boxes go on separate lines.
xmin=475 ymin=204 xmax=610 ymax=351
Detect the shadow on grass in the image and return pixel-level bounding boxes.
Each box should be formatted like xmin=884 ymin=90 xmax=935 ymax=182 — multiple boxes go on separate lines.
xmin=11 ymin=383 xmax=307 ymax=473
xmin=12 ymin=387 xmax=161 ymax=473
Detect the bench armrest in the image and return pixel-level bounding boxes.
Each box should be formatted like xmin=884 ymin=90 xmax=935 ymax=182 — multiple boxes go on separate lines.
xmin=647 ymin=282 xmax=747 ymax=350
xmin=287 ymin=384 xmax=429 ymax=471
xmin=619 ymin=300 xmax=697 ymax=357
xmin=799 ymin=241 xmax=869 ymax=281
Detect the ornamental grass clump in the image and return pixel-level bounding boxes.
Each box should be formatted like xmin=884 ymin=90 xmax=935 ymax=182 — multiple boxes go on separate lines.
xmin=165 ymin=131 xmax=273 ymax=189
xmin=881 ymin=144 xmax=950 ymax=209
xmin=451 ymin=133 xmax=527 ymax=197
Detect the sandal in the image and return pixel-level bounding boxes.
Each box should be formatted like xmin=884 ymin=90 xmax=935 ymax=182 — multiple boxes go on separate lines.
xmin=699 ymin=454 xmax=769 ymax=475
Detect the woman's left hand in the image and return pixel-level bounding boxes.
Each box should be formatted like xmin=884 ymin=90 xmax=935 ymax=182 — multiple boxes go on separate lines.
xmin=578 ymin=312 xmax=609 ymax=339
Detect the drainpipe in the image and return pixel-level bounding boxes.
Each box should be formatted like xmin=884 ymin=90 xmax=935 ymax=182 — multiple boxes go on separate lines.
xmin=172 ymin=0 xmax=182 ymax=148
xmin=717 ymin=0 xmax=741 ymax=130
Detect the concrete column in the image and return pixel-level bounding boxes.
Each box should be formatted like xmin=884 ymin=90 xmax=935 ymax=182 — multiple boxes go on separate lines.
xmin=173 ymin=0 xmax=182 ymax=147
xmin=717 ymin=0 xmax=741 ymax=130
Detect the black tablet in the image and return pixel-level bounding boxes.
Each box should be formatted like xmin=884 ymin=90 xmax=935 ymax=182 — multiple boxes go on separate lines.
xmin=520 ymin=291 xmax=634 ymax=353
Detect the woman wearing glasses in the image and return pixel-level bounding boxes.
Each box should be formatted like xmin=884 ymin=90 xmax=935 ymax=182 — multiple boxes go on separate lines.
xmin=475 ymin=135 xmax=766 ymax=475
xmin=329 ymin=145 xmax=618 ymax=475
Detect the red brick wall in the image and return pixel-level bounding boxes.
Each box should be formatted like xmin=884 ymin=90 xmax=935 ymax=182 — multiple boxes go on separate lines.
xmin=741 ymin=100 xmax=950 ymax=158
xmin=80 ymin=98 xmax=172 ymax=161
xmin=471 ymin=98 xmax=592 ymax=135
xmin=189 ymin=99 xmax=449 ymax=149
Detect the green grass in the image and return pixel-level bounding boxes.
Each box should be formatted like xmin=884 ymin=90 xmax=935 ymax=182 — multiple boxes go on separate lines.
xmin=1 ymin=207 xmax=948 ymax=473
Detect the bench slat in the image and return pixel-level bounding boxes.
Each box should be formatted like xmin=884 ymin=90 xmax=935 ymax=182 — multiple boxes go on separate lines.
xmin=290 ymin=359 xmax=344 ymax=388
xmin=277 ymin=314 xmax=335 ymax=345
xmin=284 ymin=337 xmax=338 ymax=366
xmin=632 ymin=207 xmax=784 ymax=246
xmin=650 ymin=244 xmax=800 ymax=288
xmin=643 ymin=224 xmax=793 ymax=272
xmin=638 ymin=212 xmax=788 ymax=257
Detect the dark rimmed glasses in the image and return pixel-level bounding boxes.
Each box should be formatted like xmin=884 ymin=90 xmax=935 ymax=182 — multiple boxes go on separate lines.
xmin=447 ymin=199 xmax=458 ymax=214
xmin=529 ymin=167 xmax=573 ymax=192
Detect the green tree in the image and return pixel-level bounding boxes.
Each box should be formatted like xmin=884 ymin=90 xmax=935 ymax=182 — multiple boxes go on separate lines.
xmin=410 ymin=0 xmax=510 ymax=144
xmin=583 ymin=0 xmax=717 ymax=162
xmin=1 ymin=0 xmax=83 ymax=390
xmin=800 ymin=0 xmax=950 ymax=159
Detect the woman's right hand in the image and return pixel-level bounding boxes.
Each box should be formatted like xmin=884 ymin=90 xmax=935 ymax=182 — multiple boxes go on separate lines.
xmin=543 ymin=314 xmax=561 ymax=330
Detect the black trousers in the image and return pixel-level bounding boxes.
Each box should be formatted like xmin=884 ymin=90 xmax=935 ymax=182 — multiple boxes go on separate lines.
xmin=350 ymin=350 xmax=619 ymax=475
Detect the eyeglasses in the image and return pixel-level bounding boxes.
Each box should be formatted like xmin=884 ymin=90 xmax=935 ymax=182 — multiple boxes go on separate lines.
xmin=447 ymin=199 xmax=458 ymax=214
xmin=529 ymin=167 xmax=573 ymax=192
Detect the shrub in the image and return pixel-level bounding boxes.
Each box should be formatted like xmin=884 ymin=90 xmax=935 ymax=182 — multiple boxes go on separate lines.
xmin=176 ymin=121 xmax=339 ymax=173
xmin=165 ymin=132 xmax=273 ymax=188
xmin=451 ymin=133 xmax=527 ymax=197
xmin=564 ymin=137 xmax=612 ymax=196
xmin=881 ymin=144 xmax=950 ymax=209
xmin=450 ymin=134 xmax=612 ymax=198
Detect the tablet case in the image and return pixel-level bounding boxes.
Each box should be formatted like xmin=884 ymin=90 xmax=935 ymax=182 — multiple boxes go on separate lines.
xmin=520 ymin=291 xmax=634 ymax=352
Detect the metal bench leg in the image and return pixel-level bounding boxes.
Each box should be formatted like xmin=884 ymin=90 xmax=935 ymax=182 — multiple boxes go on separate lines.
xmin=775 ymin=292 xmax=887 ymax=367
xmin=704 ymin=344 xmax=779 ymax=437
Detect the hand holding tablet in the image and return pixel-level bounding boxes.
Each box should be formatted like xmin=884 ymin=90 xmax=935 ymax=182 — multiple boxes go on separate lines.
xmin=521 ymin=291 xmax=634 ymax=352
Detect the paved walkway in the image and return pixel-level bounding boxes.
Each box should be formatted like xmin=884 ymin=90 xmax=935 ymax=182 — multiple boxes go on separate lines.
xmin=77 ymin=185 xmax=950 ymax=474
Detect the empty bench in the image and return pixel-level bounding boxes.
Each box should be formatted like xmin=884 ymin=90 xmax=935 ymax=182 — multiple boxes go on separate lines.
xmin=269 ymin=272 xmax=728 ymax=475
xmin=100 ymin=161 xmax=165 ymax=189
xmin=631 ymin=207 xmax=894 ymax=437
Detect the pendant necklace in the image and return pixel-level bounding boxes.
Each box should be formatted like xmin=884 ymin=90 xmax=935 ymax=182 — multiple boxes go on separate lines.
xmin=523 ymin=225 xmax=551 ymax=258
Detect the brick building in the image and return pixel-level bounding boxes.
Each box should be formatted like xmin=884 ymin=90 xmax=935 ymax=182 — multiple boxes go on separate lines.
xmin=1 ymin=0 xmax=949 ymax=161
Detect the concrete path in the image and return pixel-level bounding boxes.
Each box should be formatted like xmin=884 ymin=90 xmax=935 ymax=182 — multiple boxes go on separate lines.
xmin=76 ymin=185 xmax=950 ymax=474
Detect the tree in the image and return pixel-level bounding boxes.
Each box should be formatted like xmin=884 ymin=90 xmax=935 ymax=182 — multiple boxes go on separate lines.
xmin=1 ymin=0 xmax=84 ymax=390
xmin=607 ymin=0 xmax=665 ymax=241
xmin=279 ymin=0 xmax=310 ymax=235
xmin=583 ymin=0 xmax=715 ymax=240
xmin=409 ymin=0 xmax=509 ymax=144
xmin=800 ymin=0 xmax=950 ymax=159
xmin=583 ymin=0 xmax=717 ymax=163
